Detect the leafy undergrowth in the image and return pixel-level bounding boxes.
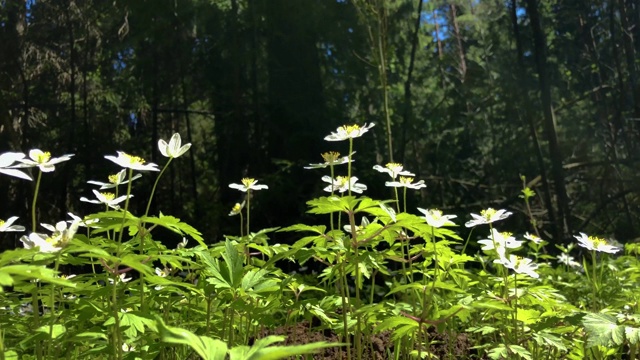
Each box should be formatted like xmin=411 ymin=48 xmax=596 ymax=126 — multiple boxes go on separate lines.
xmin=0 ymin=127 xmax=639 ymax=360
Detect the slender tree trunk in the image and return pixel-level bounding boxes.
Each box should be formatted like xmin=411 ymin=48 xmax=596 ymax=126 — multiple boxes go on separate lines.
xmin=449 ymin=3 xmax=467 ymax=82
xmin=525 ymin=0 xmax=571 ymax=241
xmin=618 ymin=0 xmax=640 ymax=125
xmin=509 ymin=0 xmax=557 ymax=239
xmin=399 ymin=0 xmax=423 ymax=164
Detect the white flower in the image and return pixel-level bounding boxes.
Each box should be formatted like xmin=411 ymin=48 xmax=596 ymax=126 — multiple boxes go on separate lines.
xmin=324 ymin=123 xmax=375 ymax=141
xmin=344 ymin=217 xmax=370 ymax=234
xmin=557 ymin=253 xmax=581 ymax=268
xmin=321 ymin=175 xmax=367 ymax=193
xmin=122 ymin=343 xmax=135 ymax=352
xmin=87 ymin=169 xmax=142 ymax=189
xmin=385 ymin=176 xmax=426 ymax=190
xmin=104 ymin=151 xmax=160 ymax=171
xmin=67 ymin=212 xmax=99 ymax=227
xmin=176 ymin=237 xmax=188 ymax=249
xmin=229 ymin=178 xmax=269 ymax=192
xmin=478 ymin=229 xmax=524 ymax=258
xmin=373 ymin=163 xmax=414 ymax=179
xmin=574 ymin=232 xmax=620 ymax=254
xmin=108 ymin=273 xmax=132 ymax=285
xmin=304 ymin=151 xmax=354 ymax=169
xmin=465 ymin=208 xmax=512 ymax=227
xmin=494 ymin=255 xmax=539 ymax=279
xmin=229 ymin=201 xmax=245 ymax=216
xmin=17 ymin=149 xmax=73 ymax=173
xmin=20 ymin=233 xmax=63 ymax=253
xmin=40 ymin=219 xmax=81 ymax=246
xmin=0 ymin=216 xmax=25 ymax=232
xmin=158 ymin=133 xmax=192 ymax=158
xmin=155 ymin=267 xmax=169 ymax=277
xmin=0 ymin=152 xmax=32 ymax=180
xmin=524 ymin=232 xmax=543 ymax=244
xmin=80 ymin=190 xmax=132 ymax=210
xmin=417 ymin=208 xmax=457 ymax=228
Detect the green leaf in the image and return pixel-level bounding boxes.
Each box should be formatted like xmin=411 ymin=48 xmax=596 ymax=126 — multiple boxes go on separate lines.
xmin=306 ymin=196 xmax=356 ymax=214
xmin=375 ymin=316 xmax=419 ymax=333
xmin=278 ymin=224 xmax=326 ymax=235
xmin=156 ymin=318 xmax=227 ymax=360
xmin=583 ymin=312 xmax=625 ymax=347
xmin=533 ymin=331 xmax=568 ymax=351
xmin=36 ymin=324 xmax=66 ymax=339
xmin=228 ymin=335 xmax=338 ymax=360
xmin=141 ymin=213 xmax=205 ymax=247
xmin=626 ymin=326 xmax=640 ymax=345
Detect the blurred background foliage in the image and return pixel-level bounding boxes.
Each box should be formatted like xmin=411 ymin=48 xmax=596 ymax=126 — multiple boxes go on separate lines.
xmin=1 ymin=0 xmax=639 ymax=246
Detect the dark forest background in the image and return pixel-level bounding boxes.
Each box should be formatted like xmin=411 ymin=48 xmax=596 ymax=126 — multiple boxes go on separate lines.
xmin=1 ymin=0 xmax=639 ymax=246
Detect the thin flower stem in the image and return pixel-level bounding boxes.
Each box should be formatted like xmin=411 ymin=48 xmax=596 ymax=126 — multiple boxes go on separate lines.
xmin=591 ymin=250 xmax=598 ymax=310
xmin=246 ymin=189 xmax=251 ymax=236
xmin=47 ymin=252 xmax=62 ymax=358
xmin=347 ymin=139 xmax=353 ymax=197
xmin=145 ymin=158 xmax=172 ymax=217
xmin=393 ymin=187 xmax=400 ymax=213
xmin=31 ymin=170 xmax=43 ymax=232
xmin=239 ymin=212 xmax=244 ymax=238
xmin=29 ymin=170 xmax=43 ymax=360
xmin=402 ymin=188 xmax=407 ymax=214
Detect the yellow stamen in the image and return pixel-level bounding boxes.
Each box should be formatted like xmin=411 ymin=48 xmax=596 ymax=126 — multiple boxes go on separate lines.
xmin=386 ymin=162 xmax=402 ymax=170
xmin=321 ymin=151 xmax=341 ymax=163
xmin=36 ymin=151 xmax=52 ymax=163
xmin=399 ymin=176 xmax=414 ymax=183
xmin=122 ymin=153 xmax=145 ymax=165
xmin=0 ymin=220 xmax=5 ymax=227
xmin=341 ymin=125 xmax=361 ymax=133
xmin=481 ymin=208 xmax=497 ymax=219
xmin=108 ymin=174 xmax=120 ymax=184
xmin=101 ymin=192 xmax=115 ymax=201
xmin=241 ymin=178 xmax=256 ymax=187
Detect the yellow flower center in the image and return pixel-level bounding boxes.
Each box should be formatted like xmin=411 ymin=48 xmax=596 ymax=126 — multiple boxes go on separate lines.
xmin=481 ymin=208 xmax=497 ymax=220
xmin=501 ymin=232 xmax=513 ymax=237
xmin=589 ymin=236 xmax=607 ymax=247
xmin=321 ymin=151 xmax=341 ymax=163
xmin=45 ymin=236 xmax=59 ymax=246
xmin=241 ymin=178 xmax=256 ymax=188
xmin=386 ymin=162 xmax=402 ymax=170
xmin=431 ymin=209 xmax=443 ymax=218
xmin=513 ymin=256 xmax=525 ymax=266
xmin=340 ymin=125 xmax=361 ymax=133
xmin=36 ymin=151 xmax=52 ymax=163
xmin=232 ymin=203 xmax=243 ymax=213
xmin=0 ymin=220 xmax=4 ymax=227
xmin=101 ymin=192 xmax=115 ymax=201
xmin=122 ymin=153 xmax=144 ymax=165
xmin=399 ymin=176 xmax=414 ymax=184
xmin=335 ymin=176 xmax=349 ymax=187
xmin=108 ymin=174 xmax=120 ymax=184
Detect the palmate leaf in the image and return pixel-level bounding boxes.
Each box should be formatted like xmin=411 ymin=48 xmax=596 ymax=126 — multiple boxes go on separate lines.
xmin=533 ymin=331 xmax=568 ymax=352
xmin=140 ymin=213 xmax=205 ymax=246
xmin=0 ymin=265 xmax=77 ymax=291
xmin=228 ymin=335 xmax=337 ymax=360
xmin=85 ymin=210 xmax=139 ymax=234
xmin=306 ymin=196 xmax=357 ymax=214
xmin=156 ymin=317 xmax=227 ymax=360
xmin=626 ymin=326 xmax=640 ymax=345
xmin=278 ymin=224 xmax=326 ymax=234
xmin=583 ymin=312 xmax=625 ymax=347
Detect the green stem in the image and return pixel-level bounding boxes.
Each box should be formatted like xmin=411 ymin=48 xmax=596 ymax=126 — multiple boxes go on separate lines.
xmin=145 ymin=159 xmax=172 ymax=217
xmin=246 ymin=190 xmax=251 ymax=236
xmin=347 ymin=139 xmax=353 ymax=196
xmin=239 ymin=212 xmax=244 ymax=238
xmin=31 ymin=171 xmax=43 ymax=232
xmin=47 ymin=252 xmax=63 ymax=357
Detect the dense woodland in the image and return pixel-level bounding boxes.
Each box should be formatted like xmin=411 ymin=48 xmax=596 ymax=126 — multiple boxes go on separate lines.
xmin=1 ymin=0 xmax=639 ymax=246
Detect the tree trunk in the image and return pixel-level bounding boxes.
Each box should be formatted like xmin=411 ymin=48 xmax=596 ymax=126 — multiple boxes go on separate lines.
xmin=525 ymin=0 xmax=571 ymax=242
xmin=399 ymin=0 xmax=423 ymax=164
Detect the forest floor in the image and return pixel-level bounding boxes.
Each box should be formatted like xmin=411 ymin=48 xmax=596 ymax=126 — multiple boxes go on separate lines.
xmin=264 ymin=320 xmax=486 ymax=359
